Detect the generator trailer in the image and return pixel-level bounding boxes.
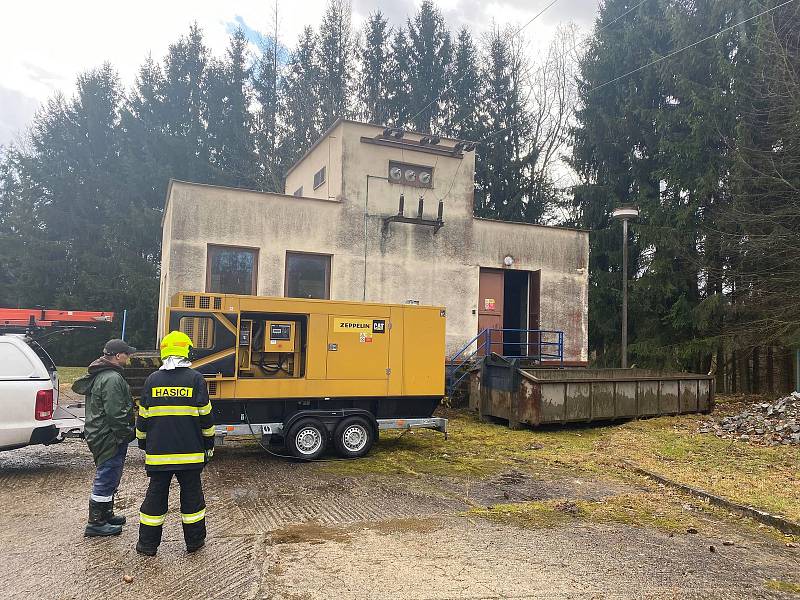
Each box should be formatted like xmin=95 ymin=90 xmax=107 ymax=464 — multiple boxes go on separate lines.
xmin=128 ymin=292 xmax=448 ymax=459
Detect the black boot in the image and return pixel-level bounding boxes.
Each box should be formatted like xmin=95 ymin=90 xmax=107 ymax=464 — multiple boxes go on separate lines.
xmin=103 ymin=497 xmax=126 ymax=526
xmin=183 ymin=518 xmax=206 ymax=553
xmin=135 ymin=541 xmax=157 ymax=556
xmin=84 ymin=500 xmax=123 ymax=537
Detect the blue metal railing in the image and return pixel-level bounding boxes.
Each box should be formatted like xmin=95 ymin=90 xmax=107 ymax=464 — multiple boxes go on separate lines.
xmin=446 ymin=328 xmax=564 ymax=397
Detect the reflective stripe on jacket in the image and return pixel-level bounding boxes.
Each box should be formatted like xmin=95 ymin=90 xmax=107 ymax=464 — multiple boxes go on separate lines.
xmin=136 ymin=367 xmax=214 ymax=472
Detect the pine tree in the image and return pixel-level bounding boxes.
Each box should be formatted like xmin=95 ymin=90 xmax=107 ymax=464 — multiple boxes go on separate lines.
xmin=11 ymin=65 xmax=161 ymax=361
xmin=406 ymin=0 xmax=452 ymax=133
xmin=571 ymin=0 xmax=713 ymax=370
xmin=125 ymin=55 xmax=166 ymax=135
xmin=386 ymin=28 xmax=412 ymax=128
xmin=161 ymin=23 xmax=210 ymax=183
xmin=280 ymin=26 xmax=321 ymax=168
xmin=726 ymin=0 xmax=800 ymax=348
xmin=121 ymin=54 xmax=171 ymax=208
xmin=358 ymin=11 xmax=392 ymax=125
xmin=0 ymin=147 xmax=58 ymax=308
xmin=477 ymin=28 xmax=530 ymax=222
xmin=317 ymin=0 xmax=354 ymax=129
xmin=205 ymin=27 xmax=257 ymax=187
xmin=253 ymin=7 xmax=283 ymax=192
xmin=444 ymin=27 xmax=480 ymax=140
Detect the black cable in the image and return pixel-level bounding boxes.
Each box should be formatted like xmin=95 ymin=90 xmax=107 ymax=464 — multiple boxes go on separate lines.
xmin=241 ymin=404 xmax=349 ymax=463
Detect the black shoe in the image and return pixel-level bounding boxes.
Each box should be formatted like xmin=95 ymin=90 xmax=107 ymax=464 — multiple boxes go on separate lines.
xmin=186 ymin=540 xmax=205 ymax=553
xmin=85 ymin=522 xmax=123 ymax=537
xmin=135 ymin=541 xmax=157 ymax=556
xmin=85 ymin=499 xmax=123 ymax=537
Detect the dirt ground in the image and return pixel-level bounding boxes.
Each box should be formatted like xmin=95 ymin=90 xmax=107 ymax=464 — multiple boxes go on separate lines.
xmin=0 ymin=420 xmax=798 ymax=600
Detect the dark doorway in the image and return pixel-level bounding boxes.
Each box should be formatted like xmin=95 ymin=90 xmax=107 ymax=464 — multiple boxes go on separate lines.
xmin=503 ymin=270 xmax=529 ymax=356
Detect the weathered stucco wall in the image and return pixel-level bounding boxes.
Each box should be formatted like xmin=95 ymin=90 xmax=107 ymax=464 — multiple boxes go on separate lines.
xmin=337 ymin=122 xmax=478 ymax=355
xmin=158 ymin=120 xmax=589 ymax=361
xmin=157 ymin=182 xmax=345 ymax=339
xmin=471 ymin=219 xmax=589 ymax=362
xmin=284 ymin=122 xmax=344 ymax=201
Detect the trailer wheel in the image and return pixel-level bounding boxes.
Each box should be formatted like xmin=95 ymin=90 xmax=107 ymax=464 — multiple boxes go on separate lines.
xmin=333 ymin=416 xmax=375 ymax=459
xmin=286 ymin=418 xmax=327 ymax=460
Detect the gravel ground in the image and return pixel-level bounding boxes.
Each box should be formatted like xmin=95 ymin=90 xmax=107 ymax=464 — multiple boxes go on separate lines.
xmin=0 ymin=436 xmax=797 ymax=600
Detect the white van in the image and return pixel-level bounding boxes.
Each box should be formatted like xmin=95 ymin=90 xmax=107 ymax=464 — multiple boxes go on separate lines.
xmin=0 ymin=334 xmax=82 ymax=451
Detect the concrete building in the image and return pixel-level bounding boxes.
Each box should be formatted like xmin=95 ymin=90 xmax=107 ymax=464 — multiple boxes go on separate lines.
xmin=158 ymin=120 xmax=589 ymax=362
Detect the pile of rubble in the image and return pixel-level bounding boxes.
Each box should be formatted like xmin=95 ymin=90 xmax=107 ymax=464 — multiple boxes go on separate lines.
xmin=699 ymin=392 xmax=800 ymax=446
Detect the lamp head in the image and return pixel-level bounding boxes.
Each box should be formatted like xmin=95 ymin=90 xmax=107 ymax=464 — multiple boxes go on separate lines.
xmin=611 ymin=206 xmax=639 ymax=221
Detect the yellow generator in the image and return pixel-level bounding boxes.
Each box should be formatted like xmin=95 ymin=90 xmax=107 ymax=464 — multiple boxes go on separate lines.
xmin=164 ymin=291 xmax=447 ymax=458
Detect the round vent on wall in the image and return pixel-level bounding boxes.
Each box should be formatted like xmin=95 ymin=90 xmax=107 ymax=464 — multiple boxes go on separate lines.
xmin=419 ymin=172 xmax=431 ymax=185
xmin=389 ymin=167 xmax=402 ymax=181
xmin=404 ymin=169 xmax=417 ymax=182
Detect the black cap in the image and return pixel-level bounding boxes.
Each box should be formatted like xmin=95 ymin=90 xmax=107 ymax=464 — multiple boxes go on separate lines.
xmin=103 ymin=339 xmax=137 ymax=355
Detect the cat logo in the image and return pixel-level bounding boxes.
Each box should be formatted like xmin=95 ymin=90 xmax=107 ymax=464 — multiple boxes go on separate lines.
xmin=152 ymin=386 xmax=194 ymax=398
xmin=372 ymin=320 xmax=386 ymax=334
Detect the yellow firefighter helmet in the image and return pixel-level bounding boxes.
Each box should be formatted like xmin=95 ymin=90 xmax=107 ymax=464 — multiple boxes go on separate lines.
xmin=160 ymin=331 xmax=193 ymax=360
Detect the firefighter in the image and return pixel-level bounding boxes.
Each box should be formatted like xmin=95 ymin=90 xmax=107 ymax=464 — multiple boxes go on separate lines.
xmin=135 ymin=331 xmax=215 ymax=556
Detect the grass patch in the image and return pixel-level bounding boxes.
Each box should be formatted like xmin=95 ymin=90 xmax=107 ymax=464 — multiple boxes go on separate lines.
xmin=468 ymin=492 xmax=691 ymax=533
xmin=594 ymin=416 xmax=800 ymax=522
xmin=57 ymin=366 xmax=86 ymax=385
xmin=323 ymin=410 xmax=602 ymax=479
xmin=766 ymin=579 xmax=800 ymax=595
xmin=323 ymin=402 xmax=800 ymax=524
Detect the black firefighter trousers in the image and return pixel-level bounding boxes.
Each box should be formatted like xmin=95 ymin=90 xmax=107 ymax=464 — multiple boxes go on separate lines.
xmin=138 ymin=469 xmax=206 ymax=550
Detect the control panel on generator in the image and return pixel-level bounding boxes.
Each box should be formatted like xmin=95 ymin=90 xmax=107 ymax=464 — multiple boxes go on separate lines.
xmin=265 ymin=321 xmax=295 ymax=352
xmin=236 ymin=317 xmax=302 ymax=378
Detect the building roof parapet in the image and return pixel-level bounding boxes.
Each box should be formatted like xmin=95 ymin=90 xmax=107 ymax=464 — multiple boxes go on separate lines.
xmin=472 ymin=216 xmax=589 ymax=234
xmin=162 ymin=179 xmax=340 ymax=227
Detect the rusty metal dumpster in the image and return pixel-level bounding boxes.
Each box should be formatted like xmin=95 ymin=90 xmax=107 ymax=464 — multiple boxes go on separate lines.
xmin=474 ymin=355 xmax=714 ymax=428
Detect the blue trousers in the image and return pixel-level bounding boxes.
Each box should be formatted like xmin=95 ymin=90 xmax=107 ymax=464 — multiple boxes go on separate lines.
xmin=90 ymin=443 xmax=128 ymax=502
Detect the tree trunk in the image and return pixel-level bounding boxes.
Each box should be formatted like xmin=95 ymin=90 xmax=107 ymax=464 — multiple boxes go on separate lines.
xmin=715 ymin=346 xmax=725 ymax=393
xmin=742 ymin=349 xmax=752 ymax=393
xmin=767 ymin=346 xmax=774 ymax=394
xmin=752 ymin=346 xmax=760 ymax=394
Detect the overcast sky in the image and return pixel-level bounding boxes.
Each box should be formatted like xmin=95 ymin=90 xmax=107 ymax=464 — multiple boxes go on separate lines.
xmin=0 ymin=0 xmax=600 ymax=147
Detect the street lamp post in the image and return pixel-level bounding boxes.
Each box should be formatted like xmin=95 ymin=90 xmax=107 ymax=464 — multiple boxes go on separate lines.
xmin=612 ymin=206 xmax=639 ymax=369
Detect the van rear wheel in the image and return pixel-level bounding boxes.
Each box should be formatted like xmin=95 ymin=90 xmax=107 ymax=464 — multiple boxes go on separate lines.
xmin=286 ymin=418 xmax=327 ymax=460
xmin=333 ymin=416 xmax=375 ymax=459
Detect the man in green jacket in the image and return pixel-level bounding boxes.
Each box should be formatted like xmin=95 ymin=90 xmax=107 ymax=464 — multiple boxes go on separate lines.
xmin=72 ymin=339 xmax=136 ymax=537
